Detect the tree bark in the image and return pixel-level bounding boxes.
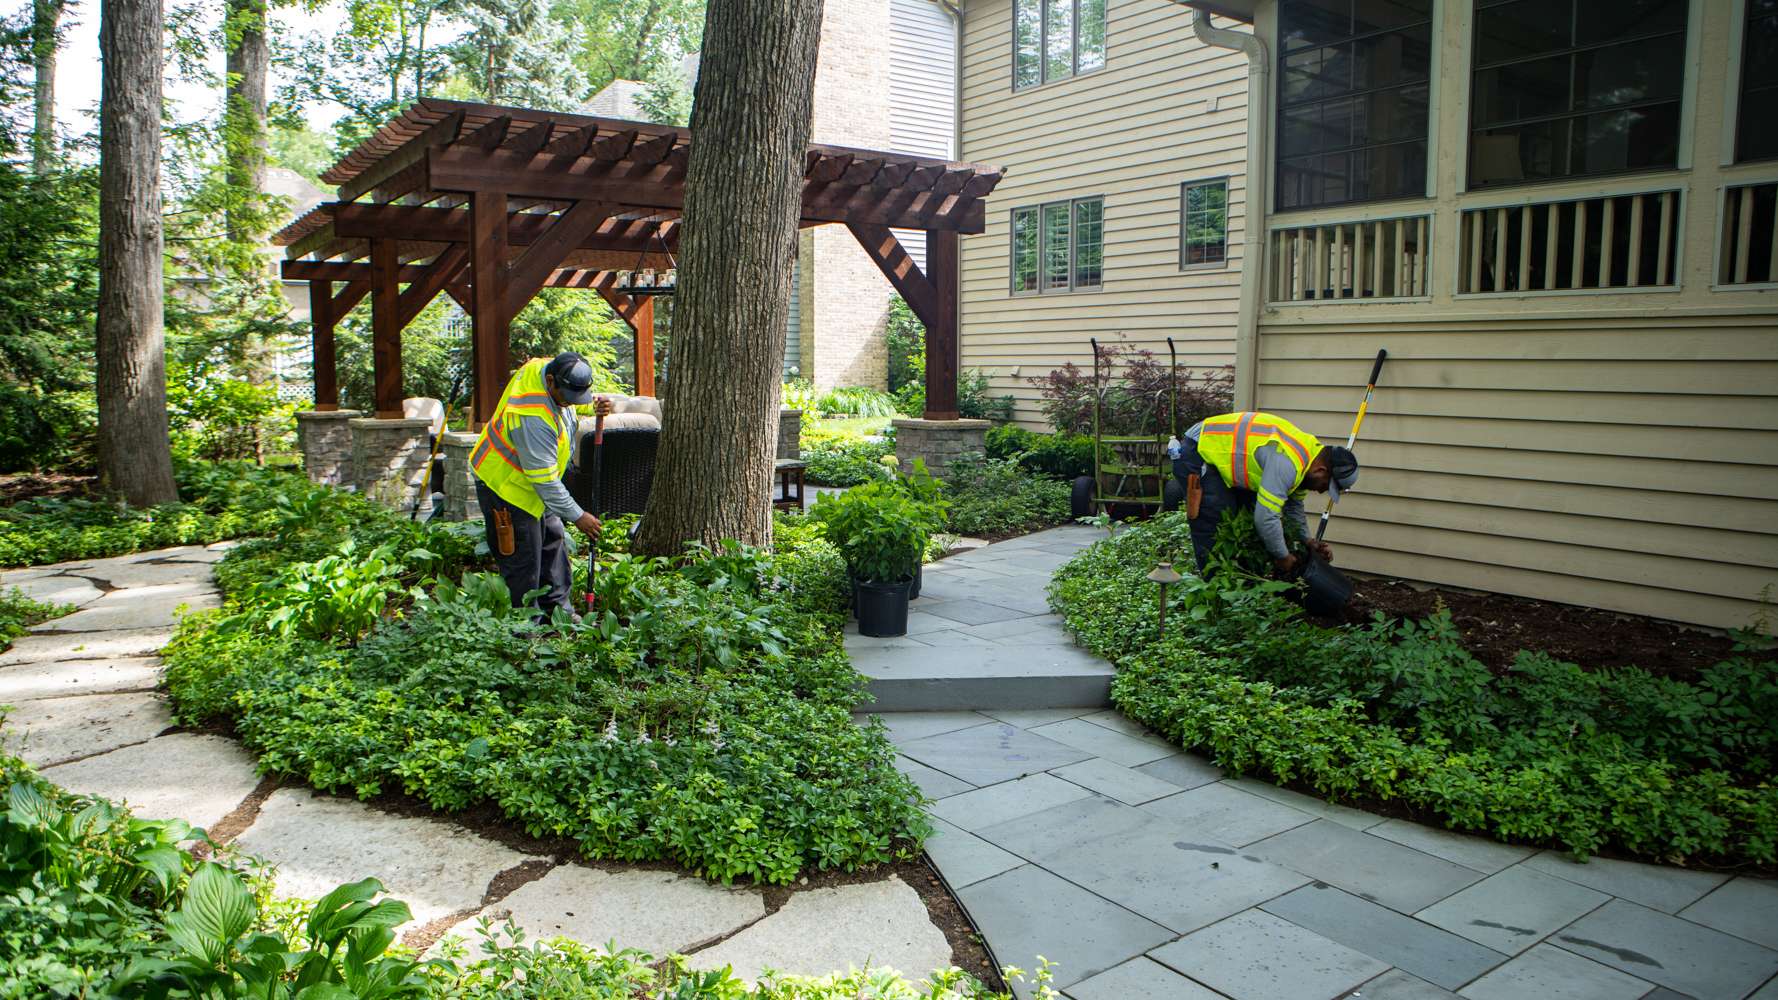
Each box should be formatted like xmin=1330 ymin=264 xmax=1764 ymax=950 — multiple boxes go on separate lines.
xmin=97 ymin=0 xmax=179 ymax=506
xmin=224 ymin=0 xmax=269 ymax=244
xmin=31 ymin=0 xmax=62 ymax=174
xmin=633 ymin=0 xmax=822 ymax=556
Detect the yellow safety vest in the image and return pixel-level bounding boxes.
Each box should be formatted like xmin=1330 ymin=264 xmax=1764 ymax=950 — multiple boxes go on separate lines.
xmin=1195 ymin=411 xmax=1324 ymax=515
xmin=470 ymin=358 xmax=574 ymax=518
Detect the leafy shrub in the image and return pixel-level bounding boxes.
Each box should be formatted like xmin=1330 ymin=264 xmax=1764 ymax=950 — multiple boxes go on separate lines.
xmin=782 ymin=378 xmax=819 ymax=413
xmin=892 ymin=369 xmax=1012 ymax=422
xmin=985 ymin=426 xmax=1096 ymax=481
xmin=886 ymin=294 xmax=924 ymax=395
xmin=0 ymin=588 xmax=69 ymax=652
xmin=1030 ymin=346 xmax=1233 ymax=436
xmin=166 ymin=361 xmax=297 ymax=463
xmin=1050 ymin=514 xmax=1778 ymax=864
xmin=814 ymin=386 xmax=901 ymax=418
xmin=803 ymin=438 xmax=895 ymax=487
xmin=941 ymin=457 xmax=1071 ymax=538
xmin=810 ymin=481 xmax=932 ymax=583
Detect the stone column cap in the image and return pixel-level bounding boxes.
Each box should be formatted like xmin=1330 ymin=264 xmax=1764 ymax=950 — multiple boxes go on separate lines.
xmin=296 ymin=408 xmax=364 ymax=420
xmin=347 ymin=416 xmax=436 ymax=430
xmin=441 ymin=430 xmax=479 ymax=446
xmin=891 ymin=417 xmax=994 ymax=430
xmin=780 ymin=407 xmax=803 ymax=417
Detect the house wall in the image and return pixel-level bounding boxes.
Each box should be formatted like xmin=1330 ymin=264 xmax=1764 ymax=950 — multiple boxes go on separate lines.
xmin=956 ymin=0 xmax=1251 ymax=426
xmin=1245 ymin=0 xmax=1778 ymax=630
xmin=889 ymin=0 xmax=960 ymax=272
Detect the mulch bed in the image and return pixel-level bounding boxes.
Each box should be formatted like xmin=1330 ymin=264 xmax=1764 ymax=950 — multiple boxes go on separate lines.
xmin=0 ymin=472 xmax=100 ymax=506
xmin=1336 ymin=577 xmax=1775 ymax=679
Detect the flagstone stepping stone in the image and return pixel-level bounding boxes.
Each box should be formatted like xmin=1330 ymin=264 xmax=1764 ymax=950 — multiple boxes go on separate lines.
xmin=689 ymin=877 xmax=950 ymax=983
xmin=0 ymin=627 xmax=177 ymax=665
xmin=436 ymin=865 xmax=765 ymax=958
xmin=56 ymin=558 xmax=217 ymax=590
xmin=234 ymin=788 xmax=536 ymax=930
xmin=1 ymin=691 xmax=173 ymax=766
xmin=33 ymin=583 xmax=219 ymax=632
xmin=0 ymin=655 xmax=162 ymax=701
xmin=42 ymin=734 xmax=261 ymax=832
xmin=0 ymin=574 xmax=104 ymax=608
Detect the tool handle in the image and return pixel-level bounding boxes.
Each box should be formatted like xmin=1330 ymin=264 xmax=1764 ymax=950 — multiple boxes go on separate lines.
xmin=1367 ymin=349 xmax=1388 ymax=389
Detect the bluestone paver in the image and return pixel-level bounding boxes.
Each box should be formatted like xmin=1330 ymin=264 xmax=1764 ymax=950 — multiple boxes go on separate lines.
xmin=1680 ymin=877 xmax=1778 ymax=951
xmin=1139 ymin=780 xmax=1316 ymax=847
xmin=974 ymin=795 xmax=1160 ymax=862
xmin=1247 ymin=820 xmax=1483 ymax=914
xmin=1366 ymin=819 xmax=1535 ymax=875
xmin=1051 ymin=756 xmax=1182 ymax=805
xmin=1345 ymin=969 xmax=1463 ymax=999
xmin=897 ymin=722 xmax=1092 ymax=786
xmin=1415 ymin=865 xmax=1610 ymax=955
xmin=893 ymin=754 xmax=974 ymax=799
xmin=957 ymin=865 xmax=1173 ymax=999
xmin=1064 ymin=957 xmax=1227 ymax=1000
xmin=967 ymin=615 xmax=1070 ymax=640
xmin=1150 ymin=910 xmax=1389 ymax=1000
xmin=1751 ymin=974 xmax=1778 ymax=999
xmin=1456 ymin=944 xmax=1653 ymax=1000
xmin=910 ymin=629 xmax=1000 ymax=647
xmin=1260 ymin=883 xmax=1507 ymax=990
xmin=929 ymin=773 xmax=1093 ymax=833
xmin=1028 ymin=718 xmax=1173 ymax=767
xmin=923 ymin=817 xmax=1024 ymax=889
xmin=688 ymin=877 xmax=949 ymax=983
xmin=1222 ymin=777 xmax=1384 ymax=831
xmin=963 ymin=584 xmax=1055 ymax=617
xmin=979 ymin=707 xmax=1091 ymax=728
xmin=0 ymin=654 xmax=162 ymax=701
xmin=1134 ymin=753 xmax=1224 ymax=791
xmin=1554 ymin=899 xmax=1778 ymax=1000
xmin=864 ymin=711 xmax=991 ymax=743
xmin=920 ymin=598 xmax=1029 ymax=626
xmin=1523 ymin=850 xmax=1729 ymax=914
xmin=41 ymin=734 xmax=262 ymax=832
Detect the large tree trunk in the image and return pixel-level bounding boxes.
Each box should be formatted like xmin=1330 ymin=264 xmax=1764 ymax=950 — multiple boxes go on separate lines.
xmin=224 ymin=0 xmax=268 ymax=243
xmin=633 ymin=0 xmax=822 ymax=555
xmin=96 ymin=0 xmax=179 ymax=506
xmin=31 ymin=0 xmax=62 ymax=174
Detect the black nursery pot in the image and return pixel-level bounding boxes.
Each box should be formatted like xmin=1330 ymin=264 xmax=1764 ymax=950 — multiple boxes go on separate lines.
xmin=855 ymin=577 xmax=914 ymax=637
xmin=910 ymin=562 xmax=923 ymax=600
xmin=1300 ymin=554 xmax=1354 ymax=617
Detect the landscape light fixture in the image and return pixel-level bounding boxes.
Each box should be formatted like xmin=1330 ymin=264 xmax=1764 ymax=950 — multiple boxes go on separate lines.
xmin=1147 ymin=560 xmax=1183 ymax=636
xmin=617 ymin=227 xmax=678 ymax=297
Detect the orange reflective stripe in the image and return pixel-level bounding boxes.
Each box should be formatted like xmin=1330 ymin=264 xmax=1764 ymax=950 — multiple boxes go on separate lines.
xmin=1232 ymin=413 xmax=1255 ymax=488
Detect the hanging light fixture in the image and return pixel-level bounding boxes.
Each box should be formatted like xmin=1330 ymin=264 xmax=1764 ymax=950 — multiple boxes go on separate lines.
xmin=617 ymin=225 xmax=678 ymax=297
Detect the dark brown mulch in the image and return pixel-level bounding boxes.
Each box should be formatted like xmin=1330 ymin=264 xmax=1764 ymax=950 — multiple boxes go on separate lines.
xmin=0 ymin=472 xmax=100 ymax=506
xmin=1334 ymin=577 xmax=1775 ymax=680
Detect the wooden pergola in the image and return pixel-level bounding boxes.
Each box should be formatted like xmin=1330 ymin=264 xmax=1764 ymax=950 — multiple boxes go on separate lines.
xmin=274 ymin=98 xmax=1005 ymax=426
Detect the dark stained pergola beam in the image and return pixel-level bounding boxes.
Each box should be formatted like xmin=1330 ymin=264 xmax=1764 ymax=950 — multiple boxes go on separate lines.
xmin=339 ymin=109 xmax=465 ymax=203
xmin=503 ymin=199 xmax=617 ymax=323
xmin=330 ymin=202 xmax=681 ymax=252
xmin=281 ymin=257 xmax=670 ymax=283
xmin=846 ymin=223 xmax=938 ymax=328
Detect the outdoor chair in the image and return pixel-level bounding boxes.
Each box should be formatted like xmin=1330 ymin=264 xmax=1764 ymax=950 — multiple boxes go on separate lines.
xmin=567 ymin=394 xmax=661 ymax=516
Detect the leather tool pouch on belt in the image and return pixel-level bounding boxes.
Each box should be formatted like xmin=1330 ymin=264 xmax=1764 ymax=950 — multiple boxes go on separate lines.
xmin=492 ymin=508 xmax=516 ymax=556
xmin=1186 ymin=474 xmax=1203 ymax=519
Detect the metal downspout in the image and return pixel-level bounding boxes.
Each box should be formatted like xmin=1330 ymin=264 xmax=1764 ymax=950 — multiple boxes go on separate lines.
xmin=935 ymin=0 xmax=964 ymax=160
xmin=1183 ymin=4 xmax=1268 ymax=410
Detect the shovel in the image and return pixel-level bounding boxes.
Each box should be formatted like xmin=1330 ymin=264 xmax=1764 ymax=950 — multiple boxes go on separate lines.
xmin=584 ymin=407 xmax=605 ymax=614
xmin=1299 ymin=349 xmax=1386 ymax=616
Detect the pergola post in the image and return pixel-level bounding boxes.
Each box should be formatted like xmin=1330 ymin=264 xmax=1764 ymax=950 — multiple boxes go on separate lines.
xmin=369 ymin=238 xmax=404 ymax=418
xmin=924 ymin=229 xmax=960 ymax=421
xmin=632 ymin=296 xmax=656 ymax=397
xmin=470 ymin=190 xmax=510 ymax=427
xmin=308 ymin=278 xmax=339 ymax=410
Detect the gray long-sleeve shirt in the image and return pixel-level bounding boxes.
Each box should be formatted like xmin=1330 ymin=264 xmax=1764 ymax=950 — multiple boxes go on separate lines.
xmin=512 ymin=399 xmax=586 ymax=523
xmin=1185 ymin=421 xmax=1309 ymax=560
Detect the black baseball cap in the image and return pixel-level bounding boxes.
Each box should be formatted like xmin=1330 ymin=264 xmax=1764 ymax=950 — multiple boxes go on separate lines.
xmin=544 ymin=352 xmax=596 ymax=405
xmin=1323 ymin=445 xmax=1359 ymax=501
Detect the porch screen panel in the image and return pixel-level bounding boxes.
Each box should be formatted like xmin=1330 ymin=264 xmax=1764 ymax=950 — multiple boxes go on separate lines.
xmin=1276 ymin=0 xmax=1433 ymax=211
xmin=1469 ymin=0 xmax=1689 ymax=187
xmin=1741 ymin=0 xmax=1778 ymax=163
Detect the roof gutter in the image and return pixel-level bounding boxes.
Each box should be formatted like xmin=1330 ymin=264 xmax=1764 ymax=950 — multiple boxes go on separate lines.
xmin=1179 ymin=2 xmax=1267 ymax=410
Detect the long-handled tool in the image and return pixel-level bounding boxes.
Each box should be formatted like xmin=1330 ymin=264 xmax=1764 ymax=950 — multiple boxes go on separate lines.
xmin=1299 ymin=348 xmax=1387 ymax=616
xmin=584 ymin=406 xmax=606 ymax=614
xmin=409 ymin=372 xmax=470 ymax=521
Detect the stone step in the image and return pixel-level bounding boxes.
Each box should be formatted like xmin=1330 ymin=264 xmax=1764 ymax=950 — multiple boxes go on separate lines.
xmin=847 ymin=640 xmax=1114 ymax=712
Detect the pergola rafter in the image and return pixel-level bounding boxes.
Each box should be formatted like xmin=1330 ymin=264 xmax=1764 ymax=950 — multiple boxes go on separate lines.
xmin=275 ymin=98 xmax=1005 ymax=425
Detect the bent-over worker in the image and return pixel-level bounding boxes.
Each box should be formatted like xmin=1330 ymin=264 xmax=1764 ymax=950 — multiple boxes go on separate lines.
xmin=471 ymin=352 xmax=610 ymax=614
xmin=1171 ymin=411 xmax=1359 ymax=576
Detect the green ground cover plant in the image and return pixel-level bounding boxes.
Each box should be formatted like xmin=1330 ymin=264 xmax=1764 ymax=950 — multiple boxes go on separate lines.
xmin=1050 ymin=513 xmax=1778 ymax=865
xmin=814 ymin=386 xmax=901 ymax=419
xmin=803 ymin=438 xmax=896 ymax=487
xmin=984 ymin=426 xmax=1096 ymax=481
xmin=0 ymin=589 xmax=70 ymax=652
xmin=0 ymin=753 xmax=1041 ymax=1000
xmin=162 ymin=483 xmax=928 ymax=885
xmin=941 ymin=458 xmax=1070 ymax=538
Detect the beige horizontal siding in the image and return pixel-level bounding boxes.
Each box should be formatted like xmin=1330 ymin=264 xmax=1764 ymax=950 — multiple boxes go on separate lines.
xmin=958 ymin=0 xmax=1248 ymax=428
xmin=1257 ymin=314 xmax=1778 ymax=630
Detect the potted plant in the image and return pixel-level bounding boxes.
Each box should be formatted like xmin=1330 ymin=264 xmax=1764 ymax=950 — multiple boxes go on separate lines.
xmin=811 ymin=482 xmax=929 ymax=636
xmin=892 ymin=459 xmax=949 ymax=600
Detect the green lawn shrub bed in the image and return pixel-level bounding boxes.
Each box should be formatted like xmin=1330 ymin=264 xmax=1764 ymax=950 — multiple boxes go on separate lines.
xmin=163 ymin=487 xmax=928 ymax=885
xmin=940 ymin=458 xmax=1070 ymax=538
xmin=0 ymin=588 xmax=70 ymax=652
xmin=1051 ymin=514 xmax=1778 ymax=865
xmin=0 ymin=462 xmax=320 ymax=567
xmin=0 ymin=753 xmax=1028 ymax=999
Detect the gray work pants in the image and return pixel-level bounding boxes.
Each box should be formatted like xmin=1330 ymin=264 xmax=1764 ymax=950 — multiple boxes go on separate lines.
xmin=474 ymin=479 xmax=572 ymax=613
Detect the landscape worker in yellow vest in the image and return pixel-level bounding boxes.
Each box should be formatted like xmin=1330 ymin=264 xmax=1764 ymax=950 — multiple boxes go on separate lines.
xmin=1171 ymin=411 xmax=1359 ymax=576
xmin=471 ymin=352 xmax=609 ymax=615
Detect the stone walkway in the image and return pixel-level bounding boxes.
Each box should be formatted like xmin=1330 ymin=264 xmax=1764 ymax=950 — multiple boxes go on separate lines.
xmin=852 ymin=527 xmax=1778 ymax=1000
xmin=0 ymin=546 xmax=950 ymax=981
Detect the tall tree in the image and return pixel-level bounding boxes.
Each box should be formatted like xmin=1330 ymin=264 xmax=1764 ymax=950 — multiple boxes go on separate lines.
xmin=446 ymin=0 xmax=587 ymax=109
xmin=223 ymin=0 xmax=268 ymax=243
xmin=291 ymin=0 xmax=451 ymax=148
xmin=633 ymin=0 xmax=820 ymax=555
xmin=564 ymin=0 xmax=702 ymax=94
xmin=29 ymin=0 xmax=64 ymax=173
xmin=96 ymin=0 xmax=178 ymax=505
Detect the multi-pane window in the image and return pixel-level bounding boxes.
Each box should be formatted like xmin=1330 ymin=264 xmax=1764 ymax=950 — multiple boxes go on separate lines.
xmin=1181 ymin=179 xmax=1229 ymax=266
xmin=1010 ymin=198 xmax=1105 ymax=294
xmin=1013 ymin=0 xmax=1107 ymax=90
xmin=1276 ymin=0 xmax=1433 ymax=211
xmin=1469 ymin=0 xmax=1689 ymax=187
xmin=1741 ymin=0 xmax=1778 ymax=162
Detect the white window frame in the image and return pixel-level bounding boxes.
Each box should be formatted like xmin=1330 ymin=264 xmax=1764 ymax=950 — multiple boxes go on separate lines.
xmin=1010 ymin=196 xmax=1105 ymax=295
xmin=1180 ymin=177 xmax=1231 ymax=270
